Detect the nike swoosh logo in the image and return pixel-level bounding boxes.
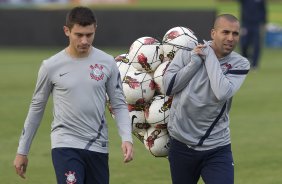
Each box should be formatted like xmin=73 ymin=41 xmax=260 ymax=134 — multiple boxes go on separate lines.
xmin=59 ymin=72 xmax=69 ymax=77
xmin=131 ymin=115 xmax=137 ymax=125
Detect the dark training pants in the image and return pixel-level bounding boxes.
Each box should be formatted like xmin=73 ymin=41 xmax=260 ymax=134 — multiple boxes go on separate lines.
xmin=52 ymin=148 xmax=109 ymax=184
xmin=240 ymin=23 xmax=262 ymax=69
xmin=168 ymin=138 xmax=234 ymax=184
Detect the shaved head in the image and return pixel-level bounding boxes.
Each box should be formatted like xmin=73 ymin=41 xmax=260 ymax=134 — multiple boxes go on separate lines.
xmin=214 ymin=14 xmax=239 ymax=29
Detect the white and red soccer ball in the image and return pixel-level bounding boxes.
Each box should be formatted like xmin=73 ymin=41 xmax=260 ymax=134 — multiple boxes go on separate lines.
xmin=153 ymin=60 xmax=171 ymax=95
xmin=128 ymin=36 xmax=164 ymax=72
xmin=144 ymin=127 xmax=170 ymax=157
xmin=128 ymin=103 xmax=150 ymax=135
xmin=145 ymin=95 xmax=173 ymax=129
xmin=122 ymin=71 xmax=156 ymax=104
xmin=162 ymin=26 xmax=198 ymax=60
xmin=115 ymin=53 xmax=136 ymax=82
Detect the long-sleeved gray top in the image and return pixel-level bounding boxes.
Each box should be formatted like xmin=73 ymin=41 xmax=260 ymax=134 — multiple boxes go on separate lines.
xmin=163 ymin=42 xmax=250 ymax=151
xmin=17 ymin=47 xmax=132 ymax=155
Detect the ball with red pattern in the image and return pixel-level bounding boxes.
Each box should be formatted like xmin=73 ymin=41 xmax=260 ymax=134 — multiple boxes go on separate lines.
xmin=115 ymin=53 xmax=136 ymax=82
xmin=162 ymin=26 xmax=198 ymax=60
xmin=153 ymin=60 xmax=171 ymax=95
xmin=143 ymin=127 xmax=170 ymax=157
xmin=122 ymin=71 xmax=156 ymax=104
xmin=145 ymin=95 xmax=173 ymax=129
xmin=128 ymin=37 xmax=164 ymax=73
xmin=128 ymin=103 xmax=150 ymax=135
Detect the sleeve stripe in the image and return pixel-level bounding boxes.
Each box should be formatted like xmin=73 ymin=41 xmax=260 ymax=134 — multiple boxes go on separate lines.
xmin=227 ymin=69 xmax=249 ymax=75
xmin=166 ymin=74 xmax=177 ymax=96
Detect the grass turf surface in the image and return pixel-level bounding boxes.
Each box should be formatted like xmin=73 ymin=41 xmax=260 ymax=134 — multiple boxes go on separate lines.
xmin=1 ymin=46 xmax=282 ymax=184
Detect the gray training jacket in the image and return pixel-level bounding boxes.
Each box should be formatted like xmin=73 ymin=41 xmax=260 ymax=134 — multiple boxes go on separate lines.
xmin=17 ymin=47 xmax=132 ymax=155
xmin=163 ymin=42 xmax=250 ymax=151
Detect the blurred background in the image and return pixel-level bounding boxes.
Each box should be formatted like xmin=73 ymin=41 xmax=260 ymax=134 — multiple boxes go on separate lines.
xmin=1 ymin=0 xmax=282 ymax=48
xmin=0 ymin=0 xmax=217 ymax=47
xmin=0 ymin=0 xmax=282 ymax=184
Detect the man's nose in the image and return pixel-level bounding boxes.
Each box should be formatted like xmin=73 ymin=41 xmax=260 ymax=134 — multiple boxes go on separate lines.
xmin=81 ymin=36 xmax=88 ymax=44
xmin=227 ymin=34 xmax=234 ymax=41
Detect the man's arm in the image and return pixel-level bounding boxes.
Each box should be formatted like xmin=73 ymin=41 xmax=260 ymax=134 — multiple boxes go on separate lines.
xmin=14 ymin=62 xmax=52 ymax=178
xmin=204 ymin=47 xmax=250 ymax=101
xmin=163 ymin=48 xmax=203 ymax=96
xmin=106 ymin=59 xmax=133 ymax=162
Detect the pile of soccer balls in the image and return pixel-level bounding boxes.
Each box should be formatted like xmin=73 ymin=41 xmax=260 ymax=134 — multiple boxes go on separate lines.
xmin=109 ymin=26 xmax=198 ymax=157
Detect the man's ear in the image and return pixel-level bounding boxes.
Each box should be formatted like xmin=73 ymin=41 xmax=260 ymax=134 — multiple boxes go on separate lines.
xmin=63 ymin=26 xmax=70 ymax=37
xmin=210 ymin=29 xmax=215 ymax=40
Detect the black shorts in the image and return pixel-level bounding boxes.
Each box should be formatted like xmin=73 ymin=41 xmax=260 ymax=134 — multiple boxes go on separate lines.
xmin=52 ymin=148 xmax=109 ymax=184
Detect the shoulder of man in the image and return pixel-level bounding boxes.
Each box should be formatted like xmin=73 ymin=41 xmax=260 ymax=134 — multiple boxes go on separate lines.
xmin=228 ymin=52 xmax=250 ymax=72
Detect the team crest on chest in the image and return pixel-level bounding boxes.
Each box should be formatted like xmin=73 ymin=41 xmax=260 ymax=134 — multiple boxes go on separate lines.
xmin=65 ymin=171 xmax=77 ymax=184
xmin=90 ymin=64 xmax=104 ymax=81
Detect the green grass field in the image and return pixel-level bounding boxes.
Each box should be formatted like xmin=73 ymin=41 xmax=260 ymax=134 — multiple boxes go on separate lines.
xmin=1 ymin=0 xmax=282 ymax=184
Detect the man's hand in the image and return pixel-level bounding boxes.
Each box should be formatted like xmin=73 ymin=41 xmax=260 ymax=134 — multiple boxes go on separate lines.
xmin=14 ymin=154 xmax=28 ymax=179
xmin=121 ymin=141 xmax=133 ymax=163
xmin=193 ymin=44 xmax=207 ymax=61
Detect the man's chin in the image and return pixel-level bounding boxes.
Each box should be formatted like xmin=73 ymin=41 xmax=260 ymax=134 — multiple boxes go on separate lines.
xmin=78 ymin=48 xmax=90 ymax=53
xmin=224 ymin=48 xmax=233 ymax=55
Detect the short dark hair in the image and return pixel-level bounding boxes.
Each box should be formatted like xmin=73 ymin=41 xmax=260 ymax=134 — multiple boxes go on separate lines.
xmin=214 ymin=14 xmax=239 ymax=28
xmin=66 ymin=6 xmax=97 ymax=29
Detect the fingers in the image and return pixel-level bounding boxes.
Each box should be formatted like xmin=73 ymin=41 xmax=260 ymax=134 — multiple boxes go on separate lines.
xmin=14 ymin=154 xmax=28 ymax=179
xmin=15 ymin=164 xmax=26 ymax=179
xmin=193 ymin=44 xmax=207 ymax=61
xmin=123 ymin=149 xmax=133 ymax=163
xmin=193 ymin=44 xmax=206 ymax=55
xmin=122 ymin=142 xmax=133 ymax=163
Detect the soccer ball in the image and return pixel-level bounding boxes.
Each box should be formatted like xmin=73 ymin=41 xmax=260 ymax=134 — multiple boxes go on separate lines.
xmin=128 ymin=36 xmax=164 ymax=72
xmin=153 ymin=60 xmax=171 ymax=95
xmin=108 ymin=102 xmax=150 ymax=142
xmin=162 ymin=26 xmax=198 ymax=60
xmin=115 ymin=53 xmax=136 ymax=82
xmin=122 ymin=71 xmax=156 ymax=104
xmin=145 ymin=95 xmax=173 ymax=129
xmin=144 ymin=127 xmax=170 ymax=157
xmin=128 ymin=103 xmax=150 ymax=135
xmin=115 ymin=53 xmax=129 ymax=63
